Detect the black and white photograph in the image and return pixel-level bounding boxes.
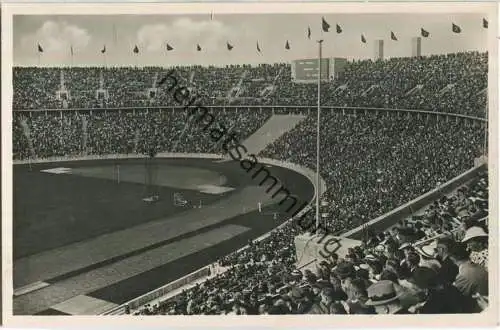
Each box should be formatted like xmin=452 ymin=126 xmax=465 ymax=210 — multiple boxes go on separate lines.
xmin=1 ymin=2 xmax=498 ymax=327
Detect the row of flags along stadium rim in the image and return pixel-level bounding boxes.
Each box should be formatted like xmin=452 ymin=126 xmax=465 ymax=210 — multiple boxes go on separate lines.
xmin=35 ymin=17 xmax=489 ymax=55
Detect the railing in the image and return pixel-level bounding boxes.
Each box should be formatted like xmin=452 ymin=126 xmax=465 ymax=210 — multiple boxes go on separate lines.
xmin=13 ymin=105 xmax=487 ymax=123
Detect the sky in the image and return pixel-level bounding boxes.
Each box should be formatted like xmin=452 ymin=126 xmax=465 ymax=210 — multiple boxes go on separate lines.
xmin=13 ymin=13 xmax=489 ymax=67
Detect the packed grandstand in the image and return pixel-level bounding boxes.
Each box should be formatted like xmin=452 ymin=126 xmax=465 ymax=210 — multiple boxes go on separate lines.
xmin=13 ymin=50 xmax=489 ymax=314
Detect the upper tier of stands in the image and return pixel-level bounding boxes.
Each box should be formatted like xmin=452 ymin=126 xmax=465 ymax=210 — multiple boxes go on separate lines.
xmin=13 ymin=51 xmax=487 ymax=117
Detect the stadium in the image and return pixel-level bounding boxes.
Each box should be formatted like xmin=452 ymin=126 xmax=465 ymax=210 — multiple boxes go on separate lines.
xmin=12 ymin=13 xmax=490 ymax=316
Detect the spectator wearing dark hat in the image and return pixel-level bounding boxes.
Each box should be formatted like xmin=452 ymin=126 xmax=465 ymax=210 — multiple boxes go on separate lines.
xmin=449 ymin=243 xmax=488 ymax=297
xmin=345 ymin=278 xmax=376 ymax=314
xmin=435 ymin=236 xmax=459 ymax=284
xmin=366 ymin=280 xmax=410 ymax=314
xmin=408 ymin=267 xmax=478 ymax=314
xmin=334 ymin=261 xmax=356 ymax=292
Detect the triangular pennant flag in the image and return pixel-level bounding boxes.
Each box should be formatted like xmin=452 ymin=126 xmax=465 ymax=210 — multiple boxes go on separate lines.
xmin=197 ymin=44 xmax=202 ymax=51
xmin=421 ymin=28 xmax=430 ymax=38
xmin=37 ymin=44 xmax=44 ymax=53
xmin=391 ymin=31 xmax=398 ymax=41
xmin=336 ymin=24 xmax=342 ymax=34
xmin=285 ymin=40 xmax=290 ymax=50
xmin=166 ymin=43 xmax=174 ymax=51
xmin=483 ymin=18 xmax=488 ymax=29
xmin=101 ymin=45 xmax=106 ymax=54
xmin=322 ymin=17 xmax=330 ymax=32
xmin=307 ymin=26 xmax=311 ymax=39
xmin=452 ymin=23 xmax=462 ymax=33
xmin=133 ymin=45 xmax=139 ymax=53
xmin=227 ymin=42 xmax=233 ymax=51
xmin=256 ymin=42 xmax=261 ymax=53
xmin=361 ymin=34 xmax=366 ymax=43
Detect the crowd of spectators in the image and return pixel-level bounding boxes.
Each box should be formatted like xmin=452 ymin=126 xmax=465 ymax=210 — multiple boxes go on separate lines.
xmin=13 ymin=51 xmax=487 ymax=117
xmin=260 ymin=111 xmax=484 ymax=234
xmin=13 ymin=50 xmax=489 ymax=315
xmin=135 ymin=171 xmax=489 ymax=315
xmin=13 ymin=109 xmax=270 ymax=159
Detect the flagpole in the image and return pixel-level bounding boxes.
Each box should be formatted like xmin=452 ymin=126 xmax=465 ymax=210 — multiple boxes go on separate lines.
xmin=316 ymin=39 xmax=323 ymax=230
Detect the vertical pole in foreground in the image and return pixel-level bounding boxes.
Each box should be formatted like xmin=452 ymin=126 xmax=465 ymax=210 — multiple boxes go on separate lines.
xmin=316 ymin=40 xmax=323 ymax=231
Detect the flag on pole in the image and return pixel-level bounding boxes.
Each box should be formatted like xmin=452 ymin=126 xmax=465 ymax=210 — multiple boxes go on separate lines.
xmin=391 ymin=31 xmax=398 ymax=41
xmin=37 ymin=44 xmax=44 ymax=52
xmin=336 ymin=24 xmax=342 ymax=34
xmin=307 ymin=26 xmax=311 ymax=39
xmin=210 ymin=11 xmax=214 ymax=20
xmin=361 ymin=34 xmax=366 ymax=43
xmin=101 ymin=45 xmax=106 ymax=54
xmin=322 ymin=17 xmax=330 ymax=32
xmin=227 ymin=42 xmax=233 ymax=51
xmin=256 ymin=42 xmax=261 ymax=53
xmin=421 ymin=28 xmax=430 ymax=37
xmin=285 ymin=40 xmax=290 ymax=50
xmin=70 ymin=45 xmax=74 ymax=56
xmin=133 ymin=45 xmax=139 ymax=53
xmin=452 ymin=23 xmax=462 ymax=33
xmin=483 ymin=18 xmax=488 ymax=29
xmin=197 ymin=44 xmax=202 ymax=51
xmin=166 ymin=43 xmax=174 ymax=51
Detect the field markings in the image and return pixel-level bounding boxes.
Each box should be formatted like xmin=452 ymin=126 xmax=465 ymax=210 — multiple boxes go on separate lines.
xmin=14 ymin=224 xmax=250 ymax=315
xmin=51 ymin=295 xmax=118 ymax=315
xmin=13 ymin=281 xmax=50 ymax=297
xmin=40 ymin=167 xmax=72 ymax=174
xmin=14 ymin=186 xmax=276 ymax=288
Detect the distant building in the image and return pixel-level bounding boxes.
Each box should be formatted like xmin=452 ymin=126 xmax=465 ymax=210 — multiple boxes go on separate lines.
xmin=374 ymin=40 xmax=384 ymax=61
xmin=412 ymin=37 xmax=422 ymax=57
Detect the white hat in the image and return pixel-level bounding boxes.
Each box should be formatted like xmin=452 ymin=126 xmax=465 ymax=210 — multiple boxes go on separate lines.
xmin=462 ymin=226 xmax=488 ymax=242
xmin=415 ymin=242 xmax=437 ymax=259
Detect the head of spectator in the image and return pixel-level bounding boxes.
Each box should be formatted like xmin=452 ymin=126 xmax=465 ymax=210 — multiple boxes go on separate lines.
xmin=415 ymin=243 xmax=441 ymax=273
xmin=380 ymin=269 xmax=399 ymax=284
xmin=448 ymin=242 xmax=471 ymax=266
xmin=436 ymin=236 xmax=455 ymax=261
xmin=366 ymin=280 xmax=407 ymax=314
xmin=406 ymin=251 xmax=421 ymax=272
xmin=334 ymin=261 xmax=356 ymax=291
xmin=462 ymin=226 xmax=488 ymax=252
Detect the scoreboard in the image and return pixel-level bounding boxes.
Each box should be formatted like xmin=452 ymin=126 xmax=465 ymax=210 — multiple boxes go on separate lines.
xmin=291 ymin=58 xmax=348 ymax=83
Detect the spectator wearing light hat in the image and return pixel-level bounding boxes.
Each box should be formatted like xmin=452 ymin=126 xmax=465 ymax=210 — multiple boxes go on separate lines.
xmin=462 ymin=226 xmax=488 ymax=270
xmin=415 ymin=242 xmax=441 ymax=272
xmin=366 ymin=280 xmax=409 ymax=314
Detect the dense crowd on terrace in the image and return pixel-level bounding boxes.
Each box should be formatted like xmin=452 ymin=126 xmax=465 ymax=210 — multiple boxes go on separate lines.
xmin=260 ymin=111 xmax=484 ymax=234
xmin=13 ymin=109 xmax=270 ymax=160
xmin=135 ymin=171 xmax=489 ymax=315
xmin=13 ymin=50 xmax=488 ymax=315
xmin=13 ymin=51 xmax=487 ymax=117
